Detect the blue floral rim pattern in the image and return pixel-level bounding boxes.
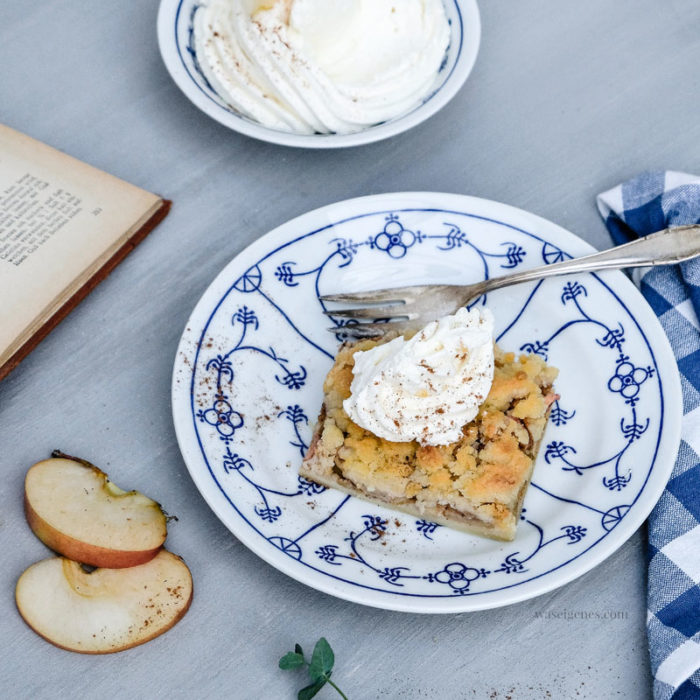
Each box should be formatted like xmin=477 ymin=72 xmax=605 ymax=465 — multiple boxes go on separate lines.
xmin=182 ymin=206 xmax=666 ymax=601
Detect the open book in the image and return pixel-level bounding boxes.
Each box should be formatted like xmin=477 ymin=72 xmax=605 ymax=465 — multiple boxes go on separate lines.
xmin=0 ymin=125 xmax=170 ymax=381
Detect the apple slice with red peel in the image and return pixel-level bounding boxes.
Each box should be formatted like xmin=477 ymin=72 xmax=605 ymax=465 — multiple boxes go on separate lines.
xmin=15 ymin=549 xmax=193 ymax=653
xmin=25 ymin=452 xmax=168 ymax=568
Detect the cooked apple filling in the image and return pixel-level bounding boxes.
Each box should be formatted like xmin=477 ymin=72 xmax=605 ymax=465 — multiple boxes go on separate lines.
xmin=300 ymin=339 xmax=558 ymax=541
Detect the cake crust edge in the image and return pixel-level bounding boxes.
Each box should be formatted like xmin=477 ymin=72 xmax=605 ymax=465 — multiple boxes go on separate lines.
xmin=299 ymin=403 xmax=554 ymax=542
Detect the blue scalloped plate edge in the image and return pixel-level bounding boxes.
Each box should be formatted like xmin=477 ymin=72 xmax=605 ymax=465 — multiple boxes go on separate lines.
xmin=171 ymin=192 xmax=682 ymax=612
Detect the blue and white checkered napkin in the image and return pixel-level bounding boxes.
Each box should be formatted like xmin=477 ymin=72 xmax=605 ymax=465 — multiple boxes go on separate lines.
xmin=597 ymin=171 xmax=700 ymax=700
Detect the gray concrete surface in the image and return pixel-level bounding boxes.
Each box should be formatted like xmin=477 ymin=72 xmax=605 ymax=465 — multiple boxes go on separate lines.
xmin=1 ymin=0 xmax=699 ymax=697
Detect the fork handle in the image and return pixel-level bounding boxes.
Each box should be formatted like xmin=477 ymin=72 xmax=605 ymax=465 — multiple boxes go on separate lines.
xmin=471 ymin=224 xmax=700 ymax=298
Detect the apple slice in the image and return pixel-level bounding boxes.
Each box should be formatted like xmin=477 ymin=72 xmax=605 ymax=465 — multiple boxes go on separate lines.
xmin=25 ymin=452 xmax=167 ymax=568
xmin=15 ymin=550 xmax=193 ymax=653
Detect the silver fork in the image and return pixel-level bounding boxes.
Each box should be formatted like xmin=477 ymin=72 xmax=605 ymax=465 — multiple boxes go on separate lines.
xmin=320 ymin=224 xmax=700 ymax=338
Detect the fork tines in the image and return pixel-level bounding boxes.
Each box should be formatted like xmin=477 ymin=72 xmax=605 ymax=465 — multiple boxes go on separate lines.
xmin=322 ymin=305 xmax=412 ymax=321
xmin=325 ymin=322 xmax=401 ymax=338
xmin=320 ymin=284 xmax=438 ymax=338
xmin=320 ymin=285 xmax=423 ymax=321
xmin=319 ymin=288 xmax=411 ymax=304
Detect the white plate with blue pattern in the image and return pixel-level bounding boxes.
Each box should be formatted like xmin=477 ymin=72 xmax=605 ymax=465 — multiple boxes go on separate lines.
xmin=171 ymin=193 xmax=681 ymax=612
xmin=157 ymin=0 xmax=481 ymax=148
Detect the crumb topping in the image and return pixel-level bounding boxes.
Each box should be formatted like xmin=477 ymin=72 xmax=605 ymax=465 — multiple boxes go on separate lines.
xmin=303 ymin=338 xmax=558 ymax=537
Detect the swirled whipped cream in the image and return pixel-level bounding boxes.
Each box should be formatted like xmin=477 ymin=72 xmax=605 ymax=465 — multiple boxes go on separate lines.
xmin=193 ymin=0 xmax=450 ymax=134
xmin=344 ymin=308 xmax=495 ymax=446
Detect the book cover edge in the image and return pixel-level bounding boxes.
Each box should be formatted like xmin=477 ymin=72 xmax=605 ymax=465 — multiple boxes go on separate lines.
xmin=0 ymin=198 xmax=172 ymax=383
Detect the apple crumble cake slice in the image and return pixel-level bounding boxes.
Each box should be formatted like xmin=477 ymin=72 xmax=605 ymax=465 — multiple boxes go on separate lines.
xmin=300 ymin=338 xmax=559 ymax=541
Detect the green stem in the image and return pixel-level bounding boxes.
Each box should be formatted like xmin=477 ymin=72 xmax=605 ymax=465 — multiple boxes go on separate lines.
xmin=327 ymin=679 xmax=348 ymax=700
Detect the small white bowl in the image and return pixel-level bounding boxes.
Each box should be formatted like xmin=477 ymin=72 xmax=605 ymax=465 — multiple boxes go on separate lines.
xmin=157 ymin=0 xmax=481 ymax=148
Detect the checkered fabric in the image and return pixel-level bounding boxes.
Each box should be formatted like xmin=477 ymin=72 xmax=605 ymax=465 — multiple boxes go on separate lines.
xmin=597 ymin=171 xmax=700 ymax=700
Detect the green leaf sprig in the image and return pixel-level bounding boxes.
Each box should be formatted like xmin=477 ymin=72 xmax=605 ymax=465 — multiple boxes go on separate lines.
xmin=279 ymin=638 xmax=348 ymax=700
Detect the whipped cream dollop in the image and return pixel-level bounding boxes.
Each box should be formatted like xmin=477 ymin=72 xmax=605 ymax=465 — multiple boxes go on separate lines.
xmin=344 ymin=308 xmax=495 ymax=446
xmin=194 ymin=0 xmax=450 ymax=134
